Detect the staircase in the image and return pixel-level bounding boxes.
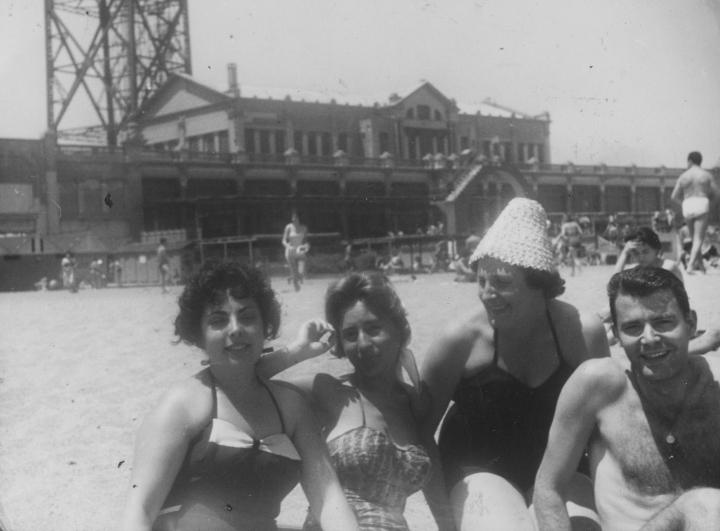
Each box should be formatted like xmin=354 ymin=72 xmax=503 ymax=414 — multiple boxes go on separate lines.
xmin=444 ymin=163 xmax=484 ymax=203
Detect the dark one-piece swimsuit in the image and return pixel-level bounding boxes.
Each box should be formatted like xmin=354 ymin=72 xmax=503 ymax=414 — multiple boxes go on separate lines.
xmin=154 ymin=374 xmax=302 ymax=531
xmin=438 ymin=305 xmax=574 ymax=493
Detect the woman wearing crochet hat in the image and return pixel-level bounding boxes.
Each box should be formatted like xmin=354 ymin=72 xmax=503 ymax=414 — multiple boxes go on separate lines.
xmin=420 ymin=198 xmax=610 ymax=530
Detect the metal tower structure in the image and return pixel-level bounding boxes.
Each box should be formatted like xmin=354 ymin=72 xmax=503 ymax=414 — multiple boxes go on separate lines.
xmin=44 ymin=0 xmax=192 ymax=146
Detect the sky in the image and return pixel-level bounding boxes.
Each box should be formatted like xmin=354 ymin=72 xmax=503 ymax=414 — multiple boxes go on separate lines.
xmin=1 ymin=0 xmax=719 ymax=167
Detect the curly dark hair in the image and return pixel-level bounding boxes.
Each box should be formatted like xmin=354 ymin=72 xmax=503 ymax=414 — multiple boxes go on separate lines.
xmin=324 ymin=272 xmax=411 ymax=358
xmin=607 ymin=266 xmax=690 ymax=327
xmin=471 ymin=261 xmax=566 ymax=298
xmin=174 ymin=261 xmax=281 ymax=348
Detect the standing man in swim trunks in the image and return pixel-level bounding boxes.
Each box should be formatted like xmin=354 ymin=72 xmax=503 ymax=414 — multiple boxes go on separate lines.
xmin=282 ymin=211 xmax=309 ymax=292
xmin=534 ymin=267 xmax=720 ymax=531
xmin=671 ymin=151 xmax=718 ymax=274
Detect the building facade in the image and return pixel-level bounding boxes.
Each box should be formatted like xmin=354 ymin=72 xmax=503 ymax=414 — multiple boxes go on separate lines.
xmin=3 ymin=69 xmax=718 ymax=268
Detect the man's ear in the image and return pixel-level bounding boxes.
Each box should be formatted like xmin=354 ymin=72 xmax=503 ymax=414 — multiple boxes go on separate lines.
xmin=688 ymin=310 xmax=698 ymax=336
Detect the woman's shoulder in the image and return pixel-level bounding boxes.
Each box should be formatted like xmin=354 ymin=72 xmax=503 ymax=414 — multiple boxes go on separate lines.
xmin=148 ymin=370 xmax=214 ymax=434
xmin=549 ymin=299 xmax=608 ymax=363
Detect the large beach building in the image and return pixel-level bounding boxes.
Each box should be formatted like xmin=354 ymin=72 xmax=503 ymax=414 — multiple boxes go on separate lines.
xmin=1 ymin=67 xmax=717 ymax=288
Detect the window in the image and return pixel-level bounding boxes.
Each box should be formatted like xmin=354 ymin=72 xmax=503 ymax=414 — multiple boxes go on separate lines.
xmin=275 ymin=131 xmax=286 ymax=154
xmin=337 ymin=132 xmax=348 ymax=152
xmin=434 ymin=109 xmax=443 ymax=121
xmin=59 ymin=180 xmax=79 ymax=218
xmin=406 ymin=108 xmax=415 ymax=119
xmin=482 ymin=140 xmax=492 ymax=158
xmin=379 ymin=132 xmax=390 ymax=154
xmin=218 ymin=131 xmax=229 ymax=153
xmin=321 ymin=133 xmax=332 ymax=156
xmin=308 ymin=132 xmax=318 ymax=156
xmin=203 ymin=133 xmax=215 ymax=152
xmin=460 ymin=136 xmax=469 ymax=151
xmin=293 ymin=131 xmax=303 ymax=153
xmin=187 ymin=136 xmax=200 ymax=152
xmin=417 ymin=105 xmax=431 ymax=120
xmin=259 ymin=130 xmax=270 ymax=154
xmin=245 ymin=128 xmax=255 ymax=153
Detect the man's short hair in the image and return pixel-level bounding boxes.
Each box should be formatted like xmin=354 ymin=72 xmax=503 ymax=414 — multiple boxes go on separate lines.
xmin=624 ymin=226 xmax=662 ymax=251
xmin=688 ymin=151 xmax=703 ymax=165
xmin=607 ymin=266 xmax=691 ymax=327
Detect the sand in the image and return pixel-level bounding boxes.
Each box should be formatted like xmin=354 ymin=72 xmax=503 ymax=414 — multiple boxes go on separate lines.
xmin=1 ymin=265 xmax=719 ymax=531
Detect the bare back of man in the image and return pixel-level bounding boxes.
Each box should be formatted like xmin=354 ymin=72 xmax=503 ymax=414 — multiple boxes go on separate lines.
xmin=672 ymin=154 xmax=718 ymax=273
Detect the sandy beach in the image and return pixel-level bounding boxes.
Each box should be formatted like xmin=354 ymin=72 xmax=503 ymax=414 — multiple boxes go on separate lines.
xmin=1 ymin=265 xmax=719 ymax=531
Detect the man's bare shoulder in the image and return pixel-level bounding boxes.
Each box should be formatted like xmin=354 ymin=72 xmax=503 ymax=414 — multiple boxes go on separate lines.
xmin=571 ymin=357 xmax=628 ymax=406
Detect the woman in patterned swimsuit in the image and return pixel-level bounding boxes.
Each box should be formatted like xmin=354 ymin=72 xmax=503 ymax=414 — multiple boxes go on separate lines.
xmin=121 ymin=261 xmax=358 ymax=531
xmin=263 ymin=272 xmax=455 ymax=530
xmin=420 ymin=199 xmax=610 ymax=530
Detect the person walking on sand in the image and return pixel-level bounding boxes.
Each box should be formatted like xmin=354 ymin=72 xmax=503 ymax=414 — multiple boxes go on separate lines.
xmin=534 ymin=267 xmax=720 ymax=531
xmin=282 ymin=212 xmax=310 ymax=292
xmin=671 ymin=151 xmax=718 ymax=274
xmin=157 ymin=238 xmax=170 ymax=293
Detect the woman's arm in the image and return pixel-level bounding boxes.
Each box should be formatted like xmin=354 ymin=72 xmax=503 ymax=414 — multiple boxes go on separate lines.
xmin=419 ymin=403 xmax=457 ymax=531
xmin=282 ymin=388 xmax=359 ymax=531
xmin=121 ymin=383 xmax=206 ymax=531
xmin=256 ymin=319 xmax=335 ymax=379
xmin=614 ymin=240 xmax=637 ymax=274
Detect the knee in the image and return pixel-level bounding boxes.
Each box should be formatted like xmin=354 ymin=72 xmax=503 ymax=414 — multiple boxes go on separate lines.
xmin=677 ymin=488 xmax=720 ymax=523
xmin=450 ymin=473 xmax=534 ymax=531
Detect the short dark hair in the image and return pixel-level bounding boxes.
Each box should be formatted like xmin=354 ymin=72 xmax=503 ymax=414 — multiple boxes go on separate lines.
xmin=174 ymin=261 xmax=281 ymax=348
xmin=607 ymin=267 xmax=690 ymax=327
xmin=688 ymin=151 xmax=702 ymax=165
xmin=624 ymin=226 xmax=661 ymax=251
xmin=325 ymin=272 xmax=410 ymax=357
xmin=470 ymin=262 xmax=566 ymax=298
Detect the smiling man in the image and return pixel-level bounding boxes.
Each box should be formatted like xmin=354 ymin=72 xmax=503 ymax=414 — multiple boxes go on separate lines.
xmin=534 ymin=267 xmax=720 ymax=531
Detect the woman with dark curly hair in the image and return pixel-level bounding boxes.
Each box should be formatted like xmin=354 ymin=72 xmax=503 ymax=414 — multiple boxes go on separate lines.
xmin=262 ymin=272 xmax=454 ymax=531
xmin=121 ymin=261 xmax=358 ymax=531
xmin=420 ymin=198 xmax=610 ymax=530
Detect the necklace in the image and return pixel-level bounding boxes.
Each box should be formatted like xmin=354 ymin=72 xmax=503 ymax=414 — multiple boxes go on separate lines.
xmin=628 ymin=368 xmax=700 ymax=460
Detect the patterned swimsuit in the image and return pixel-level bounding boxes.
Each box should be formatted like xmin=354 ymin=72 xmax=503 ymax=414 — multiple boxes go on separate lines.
xmin=154 ymin=377 xmax=301 ymax=531
xmin=304 ymin=390 xmax=433 ymax=531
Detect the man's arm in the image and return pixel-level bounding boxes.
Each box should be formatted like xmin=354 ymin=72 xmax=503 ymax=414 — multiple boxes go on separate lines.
xmin=670 ymin=176 xmax=684 ymax=204
xmin=533 ymin=359 xmax=623 ymax=531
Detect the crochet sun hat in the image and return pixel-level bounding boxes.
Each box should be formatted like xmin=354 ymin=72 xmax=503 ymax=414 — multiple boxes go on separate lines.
xmin=469 ymin=197 xmax=555 ymax=272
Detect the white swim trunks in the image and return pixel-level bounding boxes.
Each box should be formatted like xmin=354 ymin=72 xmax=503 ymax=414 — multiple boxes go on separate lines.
xmin=682 ymin=196 xmax=710 ymax=220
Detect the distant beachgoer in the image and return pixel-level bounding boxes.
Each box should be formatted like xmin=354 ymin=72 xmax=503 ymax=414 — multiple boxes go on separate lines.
xmin=559 ymin=214 xmax=583 ymax=276
xmin=678 ymin=222 xmax=693 ymax=268
xmin=420 ymin=198 xmax=609 ymax=530
xmin=61 ymin=252 xmax=77 ymax=293
xmin=121 ymin=261 xmax=358 ymax=531
xmin=614 ymin=226 xmax=683 ymax=280
xmin=671 ymin=151 xmax=719 ymax=273
xmin=282 ymin=212 xmax=310 ymax=292
xmin=157 ymin=238 xmax=170 ymax=293
xmin=380 ymin=248 xmax=405 ymax=275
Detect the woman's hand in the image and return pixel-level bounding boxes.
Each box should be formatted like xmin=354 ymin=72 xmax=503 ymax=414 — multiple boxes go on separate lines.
xmin=256 ymin=319 xmax=335 ymax=379
xmin=287 ymin=319 xmax=335 ymax=360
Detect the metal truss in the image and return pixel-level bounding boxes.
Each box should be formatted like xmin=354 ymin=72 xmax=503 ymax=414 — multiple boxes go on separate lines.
xmin=45 ymin=0 xmax=191 ymax=146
